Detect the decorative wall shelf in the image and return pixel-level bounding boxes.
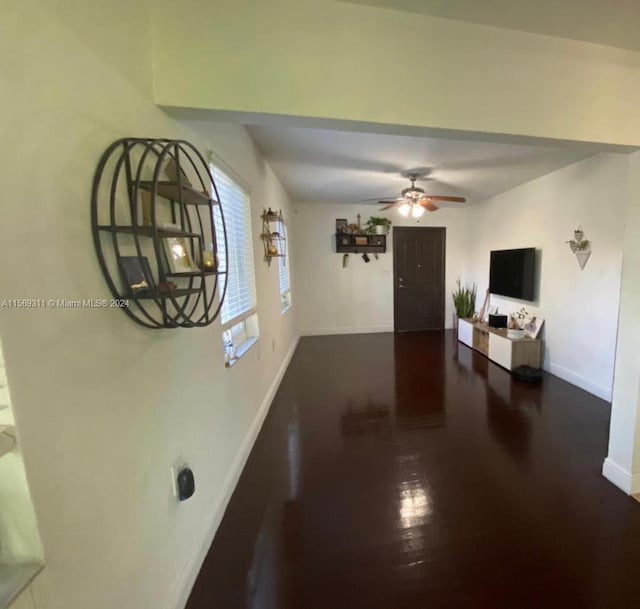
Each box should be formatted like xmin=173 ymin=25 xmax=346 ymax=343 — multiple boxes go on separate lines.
xmin=335 ymin=233 xmax=386 ymax=254
xmin=261 ymin=209 xmax=286 ymax=266
xmin=91 ymin=138 xmax=228 ymax=328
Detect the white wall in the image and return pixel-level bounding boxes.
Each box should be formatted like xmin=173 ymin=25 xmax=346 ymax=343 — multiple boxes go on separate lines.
xmin=1 ymin=2 xmax=298 ymax=609
xmin=464 ymin=153 xmax=627 ymax=400
xmin=603 ymin=151 xmax=640 ymax=494
xmin=0 ymin=341 xmax=43 ymax=569
xmin=293 ymin=202 xmax=467 ymax=335
xmin=152 ymin=0 xmax=640 ymax=148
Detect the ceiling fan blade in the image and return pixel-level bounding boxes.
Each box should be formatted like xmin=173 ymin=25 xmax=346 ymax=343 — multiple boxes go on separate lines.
xmin=423 ymin=195 xmax=466 ymax=203
xmin=420 ymin=200 xmax=439 ymax=212
xmin=378 ymin=203 xmax=397 ymax=211
xmin=362 ymin=196 xmax=401 ymax=202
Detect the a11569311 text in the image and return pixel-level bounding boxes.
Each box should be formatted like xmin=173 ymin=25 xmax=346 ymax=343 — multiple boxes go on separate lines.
xmin=0 ymin=298 xmax=130 ymax=309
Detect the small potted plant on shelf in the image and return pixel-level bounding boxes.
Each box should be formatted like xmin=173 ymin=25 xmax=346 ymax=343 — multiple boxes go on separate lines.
xmin=364 ymin=216 xmax=392 ymax=235
xmin=452 ymin=278 xmax=477 ymax=330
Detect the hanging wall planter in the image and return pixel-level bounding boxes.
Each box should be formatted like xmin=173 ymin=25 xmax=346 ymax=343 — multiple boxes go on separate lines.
xmin=566 ymin=226 xmax=591 ymax=270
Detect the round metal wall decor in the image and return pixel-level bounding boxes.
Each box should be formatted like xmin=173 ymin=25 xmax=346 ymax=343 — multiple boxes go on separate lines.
xmin=91 ymin=138 xmax=228 ymax=328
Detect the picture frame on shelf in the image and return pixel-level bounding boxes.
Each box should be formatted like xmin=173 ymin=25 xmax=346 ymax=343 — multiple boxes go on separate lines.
xmin=355 ymin=236 xmax=368 ymax=246
xmin=336 ymin=218 xmax=348 ymax=234
xmin=120 ymin=256 xmax=153 ymax=295
xmin=523 ymin=316 xmax=544 ymax=339
xmin=162 ymin=233 xmax=199 ymax=274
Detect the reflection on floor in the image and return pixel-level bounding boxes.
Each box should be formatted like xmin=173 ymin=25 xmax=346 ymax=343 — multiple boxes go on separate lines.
xmin=186 ymin=331 xmax=640 ymax=609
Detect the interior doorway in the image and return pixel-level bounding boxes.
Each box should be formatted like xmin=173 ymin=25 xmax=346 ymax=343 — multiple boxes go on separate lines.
xmin=393 ymin=227 xmax=446 ymax=332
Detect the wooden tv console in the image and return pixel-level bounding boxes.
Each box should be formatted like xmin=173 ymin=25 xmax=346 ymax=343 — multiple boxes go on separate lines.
xmin=457 ymin=319 xmax=541 ymax=371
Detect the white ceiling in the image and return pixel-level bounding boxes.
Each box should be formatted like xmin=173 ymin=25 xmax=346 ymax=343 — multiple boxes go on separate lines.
xmin=246 ymin=125 xmax=602 ymax=205
xmin=336 ymin=0 xmax=640 ymax=52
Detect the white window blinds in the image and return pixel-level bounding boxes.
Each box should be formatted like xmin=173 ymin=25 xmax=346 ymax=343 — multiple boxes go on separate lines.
xmin=212 ymin=165 xmax=257 ymax=328
xmin=277 ymin=219 xmax=290 ymax=296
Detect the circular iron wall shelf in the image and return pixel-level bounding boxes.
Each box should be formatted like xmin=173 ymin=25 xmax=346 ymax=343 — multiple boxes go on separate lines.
xmin=91 ymin=138 xmax=228 ymax=328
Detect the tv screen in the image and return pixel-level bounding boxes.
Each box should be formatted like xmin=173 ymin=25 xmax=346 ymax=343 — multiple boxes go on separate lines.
xmin=489 ymin=248 xmax=536 ymax=301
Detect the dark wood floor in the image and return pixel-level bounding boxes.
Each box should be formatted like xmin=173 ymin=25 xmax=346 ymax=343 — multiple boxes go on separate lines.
xmin=186 ymin=332 xmax=640 ymax=609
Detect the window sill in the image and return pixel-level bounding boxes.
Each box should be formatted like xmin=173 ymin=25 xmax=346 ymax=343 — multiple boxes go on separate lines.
xmin=281 ymin=303 xmax=292 ymax=315
xmin=225 ymin=337 xmax=258 ymax=368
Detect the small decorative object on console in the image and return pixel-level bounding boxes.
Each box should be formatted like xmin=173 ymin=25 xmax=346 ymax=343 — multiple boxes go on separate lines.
xmin=509 ymin=307 xmax=528 ymax=329
xmin=488 ymin=314 xmax=508 ymax=328
xmin=523 ymin=316 xmax=544 ymax=339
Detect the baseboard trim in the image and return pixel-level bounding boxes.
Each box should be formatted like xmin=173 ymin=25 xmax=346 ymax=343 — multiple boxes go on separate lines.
xmin=301 ymin=325 xmax=393 ymax=336
xmin=602 ymin=458 xmax=640 ymax=495
xmin=165 ymin=335 xmax=300 ymax=609
xmin=546 ymin=362 xmax=612 ymax=402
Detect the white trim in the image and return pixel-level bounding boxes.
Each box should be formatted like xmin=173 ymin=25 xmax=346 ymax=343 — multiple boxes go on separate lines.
xmin=206 ymin=153 xmax=250 ymax=195
xmin=545 ymin=361 xmax=612 ymax=402
xmin=225 ymin=336 xmax=259 ymax=368
xmin=220 ymin=307 xmax=258 ymax=332
xmin=301 ymin=325 xmax=393 ymax=336
xmin=602 ymin=458 xmax=640 ymax=495
xmin=165 ymin=335 xmax=300 ymax=609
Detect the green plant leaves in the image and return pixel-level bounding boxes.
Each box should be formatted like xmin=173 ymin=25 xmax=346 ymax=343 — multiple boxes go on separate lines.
xmin=452 ymin=278 xmax=477 ymax=319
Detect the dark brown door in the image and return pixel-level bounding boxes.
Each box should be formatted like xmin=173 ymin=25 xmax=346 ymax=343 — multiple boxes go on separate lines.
xmin=393 ymin=227 xmax=445 ymax=332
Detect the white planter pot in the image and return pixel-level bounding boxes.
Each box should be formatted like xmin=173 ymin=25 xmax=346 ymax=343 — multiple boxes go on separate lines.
xmin=375 ymin=225 xmax=386 ymax=235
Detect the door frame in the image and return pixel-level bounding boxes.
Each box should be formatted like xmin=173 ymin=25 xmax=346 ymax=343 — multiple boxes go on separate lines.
xmin=392 ymin=226 xmax=447 ymax=332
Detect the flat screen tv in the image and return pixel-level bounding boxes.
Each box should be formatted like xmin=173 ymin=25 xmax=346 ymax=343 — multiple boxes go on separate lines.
xmin=489 ymin=248 xmax=536 ymax=301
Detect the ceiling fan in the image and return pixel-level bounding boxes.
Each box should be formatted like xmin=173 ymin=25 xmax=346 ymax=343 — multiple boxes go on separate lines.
xmin=364 ymin=173 xmax=466 ymax=218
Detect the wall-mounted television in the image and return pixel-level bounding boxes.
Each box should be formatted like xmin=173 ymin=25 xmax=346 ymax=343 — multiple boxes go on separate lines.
xmin=489 ymin=248 xmax=536 ymax=301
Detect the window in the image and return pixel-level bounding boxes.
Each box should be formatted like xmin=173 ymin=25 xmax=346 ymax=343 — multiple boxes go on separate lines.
xmin=277 ymin=218 xmax=292 ymax=312
xmin=211 ymin=163 xmax=258 ymax=365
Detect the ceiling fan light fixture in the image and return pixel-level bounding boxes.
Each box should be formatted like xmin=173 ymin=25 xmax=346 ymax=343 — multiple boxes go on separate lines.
xmin=398 ymin=203 xmax=411 ymax=217
xmin=412 ymin=204 xmax=425 ymax=218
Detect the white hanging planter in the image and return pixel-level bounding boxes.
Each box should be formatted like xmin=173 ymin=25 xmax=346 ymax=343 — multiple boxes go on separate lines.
xmin=575 ymin=250 xmax=591 ymax=270
xmin=567 ymin=226 xmax=592 ymax=270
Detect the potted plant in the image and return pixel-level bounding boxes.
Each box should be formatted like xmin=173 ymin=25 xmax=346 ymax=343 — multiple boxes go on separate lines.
xmin=364 ymin=216 xmax=392 ymax=235
xmin=566 ymin=226 xmax=590 ymax=252
xmin=452 ymin=278 xmax=477 ymax=329
xmin=507 ymin=307 xmax=528 ymax=338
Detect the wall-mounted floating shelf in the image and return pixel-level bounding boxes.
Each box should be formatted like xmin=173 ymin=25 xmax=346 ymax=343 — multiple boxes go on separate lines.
xmin=91 ymin=138 xmax=228 ymax=328
xmin=261 ymin=209 xmax=286 ymax=266
xmin=335 ymin=233 xmax=386 ymax=254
